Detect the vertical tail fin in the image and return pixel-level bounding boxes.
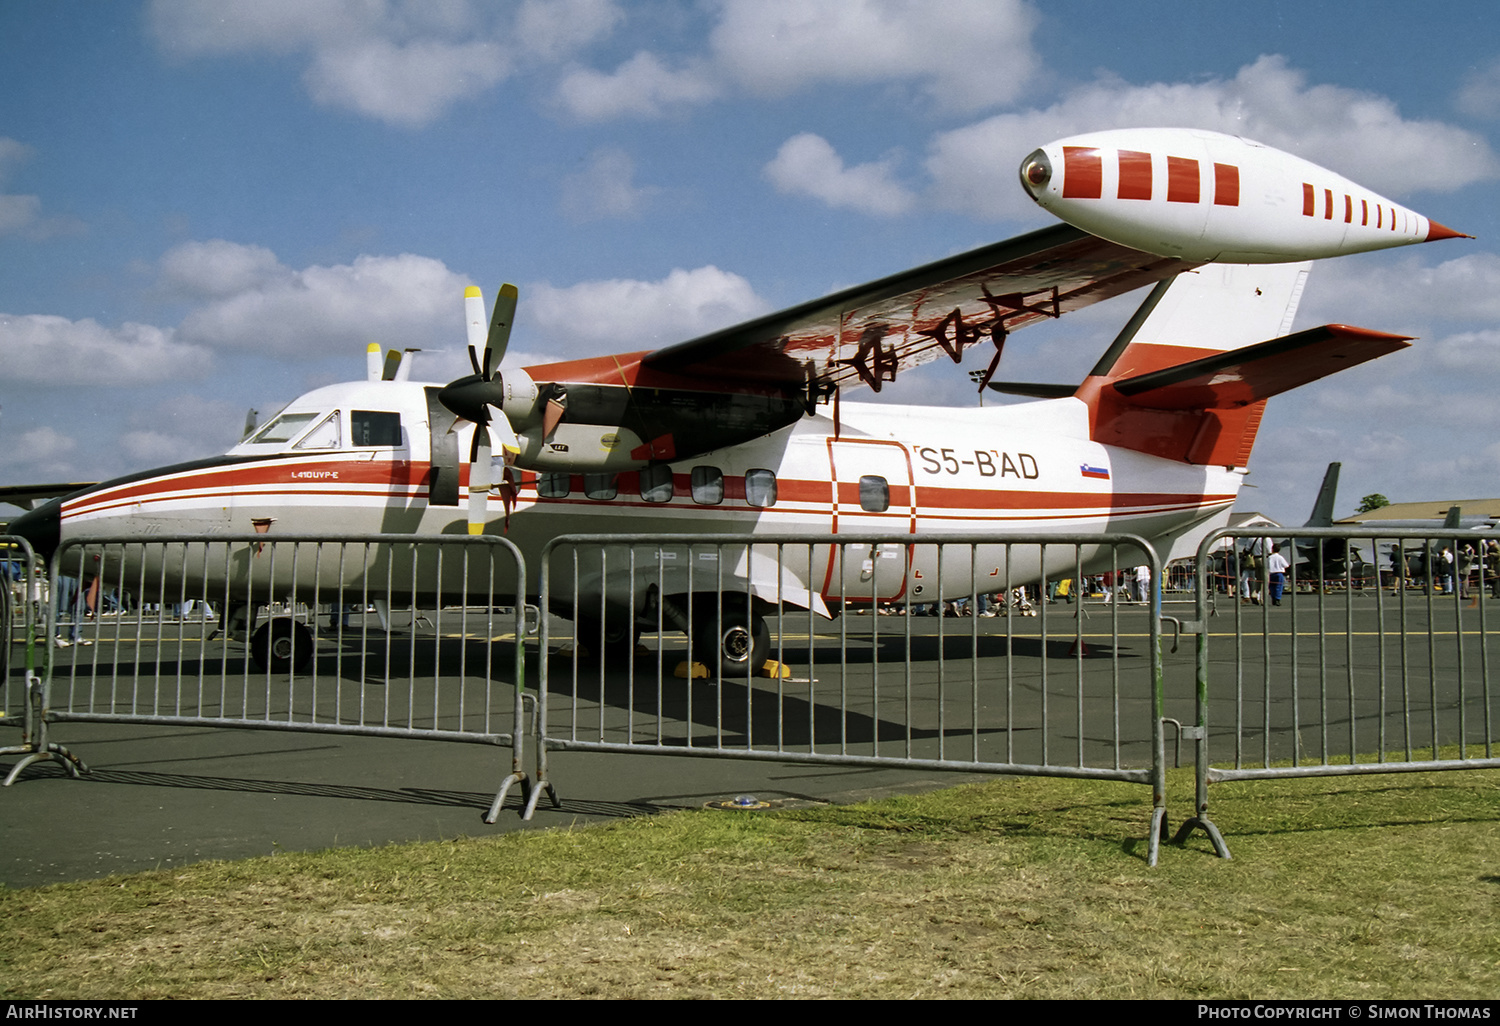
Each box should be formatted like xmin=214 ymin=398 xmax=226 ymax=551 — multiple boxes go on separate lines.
xmin=1077 ymin=262 xmax=1312 ymax=468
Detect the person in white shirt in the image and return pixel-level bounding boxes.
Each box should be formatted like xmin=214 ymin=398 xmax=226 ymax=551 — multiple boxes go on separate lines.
xmin=1265 ymin=548 xmax=1290 ymax=606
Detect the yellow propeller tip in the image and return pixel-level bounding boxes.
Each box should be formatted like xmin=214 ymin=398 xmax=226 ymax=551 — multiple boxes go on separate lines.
xmin=467 ymin=523 xmax=485 ymax=536
xmin=366 ymin=342 xmax=380 ymax=352
xmin=464 ymin=286 xmax=482 ymax=298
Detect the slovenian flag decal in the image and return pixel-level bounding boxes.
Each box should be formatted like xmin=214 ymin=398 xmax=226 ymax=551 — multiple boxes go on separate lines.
xmin=1080 ymin=464 xmax=1110 ymax=480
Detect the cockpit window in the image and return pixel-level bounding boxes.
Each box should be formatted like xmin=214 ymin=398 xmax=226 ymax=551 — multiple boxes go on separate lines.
xmin=352 ymin=411 xmax=402 ymax=447
xmin=246 ymin=412 xmax=320 ymax=445
xmin=294 ymin=411 xmax=342 ymax=450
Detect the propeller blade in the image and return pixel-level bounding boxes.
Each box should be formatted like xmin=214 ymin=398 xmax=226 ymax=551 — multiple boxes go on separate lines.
xmin=464 ymin=286 xmax=486 ymax=377
xmin=467 ymin=426 xmax=492 ymax=536
xmin=490 ymin=409 xmax=520 ymax=456
xmin=381 ymin=349 xmax=402 ymax=381
xmin=367 ymin=342 xmax=383 ymax=382
xmin=484 ymin=283 xmax=518 ymax=378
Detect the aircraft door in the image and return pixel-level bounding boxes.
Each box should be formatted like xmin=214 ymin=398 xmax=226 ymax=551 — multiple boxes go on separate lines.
xmin=825 ymin=439 xmax=916 ymax=603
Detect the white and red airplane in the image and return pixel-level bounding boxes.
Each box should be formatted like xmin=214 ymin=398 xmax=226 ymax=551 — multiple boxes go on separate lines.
xmin=7 ymin=128 xmax=1466 ymax=672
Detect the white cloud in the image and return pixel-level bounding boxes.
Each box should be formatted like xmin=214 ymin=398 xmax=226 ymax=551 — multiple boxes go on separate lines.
xmin=1298 ymin=252 xmax=1500 ymax=329
xmin=1457 ymin=57 xmax=1500 ymax=119
xmin=148 ymin=0 xmax=621 ymax=127
xmin=559 ymin=146 xmax=658 ymax=221
xmin=514 ymin=0 xmax=623 ymax=61
xmin=174 ymin=249 xmax=471 ymax=358
xmin=554 ymin=51 xmax=719 ymax=121
xmin=117 ymin=429 xmax=207 ymax=466
xmin=0 ymin=194 xmax=44 ymax=237
xmin=763 ymin=133 xmax=914 ymax=216
xmin=115 ymin=394 xmax=249 ymax=465
xmin=0 ymin=136 xmax=84 ymax=240
xmin=525 ymin=266 xmax=769 ymax=354
xmin=0 ymin=136 xmax=33 ymax=172
xmin=1431 ymin=329 xmax=1500 ymax=373
xmin=303 ymin=38 xmax=509 ymax=127
xmin=927 ymin=56 xmax=1500 ymax=221
xmin=708 ymin=0 xmax=1039 ymax=112
xmin=159 ymin=239 xmax=290 ymax=299
xmin=147 ymin=0 xmax=384 ymax=54
xmin=0 ymin=314 xmax=211 ymax=386
xmin=0 ymin=426 xmax=76 ymax=468
xmin=553 ymin=0 xmax=1041 ymax=121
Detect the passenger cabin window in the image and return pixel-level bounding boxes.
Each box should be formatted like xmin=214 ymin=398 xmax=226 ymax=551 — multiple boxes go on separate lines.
xmin=294 ymin=411 xmax=341 ymax=450
xmin=859 ymin=475 xmax=890 ymax=513
xmin=352 ymin=411 xmax=402 ymax=447
xmin=537 ymin=472 xmax=570 ymax=498
xmin=584 ymin=473 xmax=618 ymax=501
xmin=691 ymin=466 xmax=723 ymax=505
xmin=639 ymin=465 xmax=673 ymax=503
xmin=745 ymin=468 xmax=777 ymax=508
xmin=247 ymin=412 xmax=319 ymax=445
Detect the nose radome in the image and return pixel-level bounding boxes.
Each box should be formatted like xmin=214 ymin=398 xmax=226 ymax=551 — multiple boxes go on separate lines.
xmin=7 ymin=497 xmax=61 ymax=562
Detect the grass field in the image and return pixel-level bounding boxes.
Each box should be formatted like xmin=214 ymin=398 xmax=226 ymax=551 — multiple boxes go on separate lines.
xmin=2 ymin=767 xmax=1497 ymax=999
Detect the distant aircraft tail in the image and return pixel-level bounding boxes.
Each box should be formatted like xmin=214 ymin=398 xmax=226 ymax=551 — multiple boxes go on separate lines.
xmin=1075 ymin=263 xmax=1410 ymax=467
xmin=1304 ymin=462 xmax=1341 ymax=528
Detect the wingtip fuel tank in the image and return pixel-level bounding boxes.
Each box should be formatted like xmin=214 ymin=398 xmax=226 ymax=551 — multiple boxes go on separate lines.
xmin=1020 ymin=127 xmax=1470 ymax=263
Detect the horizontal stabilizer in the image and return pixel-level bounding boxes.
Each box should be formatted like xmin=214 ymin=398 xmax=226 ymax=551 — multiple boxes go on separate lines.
xmin=1111 ymin=324 xmax=1411 ymax=410
xmin=980 ymin=381 xmax=1077 ymax=399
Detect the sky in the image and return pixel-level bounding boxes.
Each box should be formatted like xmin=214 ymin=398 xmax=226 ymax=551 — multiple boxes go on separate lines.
xmin=3 ymin=0 xmax=1500 ymax=525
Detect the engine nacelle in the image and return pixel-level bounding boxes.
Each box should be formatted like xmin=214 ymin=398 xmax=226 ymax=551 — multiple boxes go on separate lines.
xmin=1020 ymin=127 xmax=1466 ymax=263
xmin=495 ymin=366 xmax=540 ymax=428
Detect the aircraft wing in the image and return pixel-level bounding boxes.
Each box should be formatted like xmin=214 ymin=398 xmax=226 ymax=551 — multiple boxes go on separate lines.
xmin=641 ymin=223 xmax=1198 ymax=393
xmin=0 ymin=482 xmax=95 ymax=512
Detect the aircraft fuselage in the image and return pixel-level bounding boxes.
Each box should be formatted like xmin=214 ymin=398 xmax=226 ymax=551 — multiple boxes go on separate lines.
xmin=23 ymin=378 xmax=1239 ymax=616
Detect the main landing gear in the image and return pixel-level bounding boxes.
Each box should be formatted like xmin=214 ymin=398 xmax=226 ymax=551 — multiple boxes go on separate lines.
xmin=688 ymin=596 xmax=769 ymax=680
xmin=220 ymin=603 xmax=315 ymax=674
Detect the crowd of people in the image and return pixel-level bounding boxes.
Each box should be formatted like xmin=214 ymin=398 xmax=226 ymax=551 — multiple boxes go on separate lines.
xmin=862 ymin=564 xmax=1165 ymax=617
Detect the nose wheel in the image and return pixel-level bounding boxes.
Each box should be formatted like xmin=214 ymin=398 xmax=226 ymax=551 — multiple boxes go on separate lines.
xmin=250 ymin=617 xmax=314 ymax=674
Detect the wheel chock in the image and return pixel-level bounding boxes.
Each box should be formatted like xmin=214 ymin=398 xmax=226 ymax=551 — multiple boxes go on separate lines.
xmin=1069 ymin=638 xmax=1090 ymax=657
xmin=759 ymin=660 xmax=791 ymax=679
xmin=674 ymin=660 xmax=709 ymax=679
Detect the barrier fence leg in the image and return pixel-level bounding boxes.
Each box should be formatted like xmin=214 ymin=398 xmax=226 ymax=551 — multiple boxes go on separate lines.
xmin=1170 ymin=618 xmax=1232 ymax=858
xmin=2 ymin=670 xmax=89 ymax=786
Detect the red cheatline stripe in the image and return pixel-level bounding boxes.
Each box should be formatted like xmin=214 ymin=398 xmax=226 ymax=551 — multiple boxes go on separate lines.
xmin=1324 ymin=188 xmax=1333 ymax=220
xmin=1118 ymin=150 xmax=1152 ymax=200
xmin=1212 ymin=163 xmax=1238 ymax=206
xmin=1062 ymin=146 xmax=1103 ymax=199
xmin=1344 ymin=194 xmax=1352 ymax=224
xmin=1362 ymin=199 xmax=1368 ymax=226
xmin=1166 ymin=156 xmax=1199 ymax=203
xmin=1302 ymin=183 xmax=1315 ymax=217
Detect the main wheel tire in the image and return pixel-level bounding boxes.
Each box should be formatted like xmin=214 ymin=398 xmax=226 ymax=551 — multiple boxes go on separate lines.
xmin=250 ymin=617 xmax=314 ymax=674
xmin=690 ymin=598 xmax=769 ymax=680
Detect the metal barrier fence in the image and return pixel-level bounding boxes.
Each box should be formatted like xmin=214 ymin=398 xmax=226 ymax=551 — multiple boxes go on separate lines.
xmin=532 ymin=531 xmax=1173 ymax=863
xmin=2 ymin=533 xmax=531 ymax=818
xmin=1 ymin=536 xmax=40 ymax=761
xmin=1180 ymin=527 xmax=1500 ymax=857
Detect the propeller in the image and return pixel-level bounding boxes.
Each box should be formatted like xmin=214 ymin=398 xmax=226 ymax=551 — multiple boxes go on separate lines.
xmin=439 ymin=284 xmax=523 ymax=535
